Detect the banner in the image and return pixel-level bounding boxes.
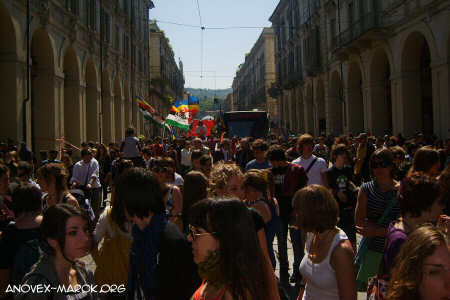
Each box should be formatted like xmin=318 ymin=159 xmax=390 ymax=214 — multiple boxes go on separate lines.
xmin=165 ymin=114 xmax=190 ymax=131
xmin=187 ymin=119 xmax=216 ymax=137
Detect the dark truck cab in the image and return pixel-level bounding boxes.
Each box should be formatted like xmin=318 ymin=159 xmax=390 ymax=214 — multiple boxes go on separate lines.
xmin=223 ymin=111 xmax=269 ymax=138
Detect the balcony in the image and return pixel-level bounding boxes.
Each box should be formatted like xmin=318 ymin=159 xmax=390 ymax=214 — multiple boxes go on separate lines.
xmin=333 ymin=11 xmax=388 ymax=56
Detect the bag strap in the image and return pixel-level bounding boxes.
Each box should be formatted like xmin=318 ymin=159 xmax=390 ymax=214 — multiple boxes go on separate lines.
xmin=305 ymin=158 xmax=318 ymax=173
xmin=376 ymin=193 xmax=398 ymax=225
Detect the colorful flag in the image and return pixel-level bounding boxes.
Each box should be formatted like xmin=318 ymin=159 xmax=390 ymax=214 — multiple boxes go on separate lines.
xmin=188 ymin=96 xmax=199 ymax=115
xmin=136 ymin=96 xmax=156 ymax=115
xmin=165 ymin=114 xmax=190 ymax=131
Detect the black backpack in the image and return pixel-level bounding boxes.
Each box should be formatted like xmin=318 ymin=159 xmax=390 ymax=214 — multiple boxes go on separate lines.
xmin=11 ymin=238 xmax=44 ymax=285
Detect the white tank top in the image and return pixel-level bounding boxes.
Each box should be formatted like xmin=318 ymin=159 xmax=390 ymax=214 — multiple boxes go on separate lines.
xmin=300 ymin=228 xmax=348 ymax=300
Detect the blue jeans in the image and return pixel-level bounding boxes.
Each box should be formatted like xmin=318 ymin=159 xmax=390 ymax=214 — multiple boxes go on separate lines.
xmin=266 ymin=215 xmax=280 ymax=269
xmin=277 ymin=216 xmax=304 ymax=276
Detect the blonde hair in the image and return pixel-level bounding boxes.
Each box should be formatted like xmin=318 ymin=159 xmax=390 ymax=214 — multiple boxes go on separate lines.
xmin=209 ymin=162 xmax=243 ymax=195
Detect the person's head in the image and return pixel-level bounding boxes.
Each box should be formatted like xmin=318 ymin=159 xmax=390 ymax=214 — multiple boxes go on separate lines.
xmin=0 ymin=164 xmax=10 ymax=195
xmin=413 ymin=146 xmax=441 ymax=177
xmin=293 ymin=185 xmax=339 ymax=233
xmin=296 ymin=134 xmax=314 ymax=157
xmin=61 ymin=154 xmax=73 ymax=168
xmin=331 ymin=143 xmax=349 ymax=165
xmin=182 ymin=171 xmax=209 ymax=218
xmin=116 ymin=167 xmax=165 ymax=230
xmin=240 ymin=138 xmax=250 ymax=149
xmin=209 ymin=162 xmax=244 ymax=199
xmin=370 ymin=147 xmax=395 ymax=180
xmin=399 ymin=172 xmax=445 ymax=224
xmin=41 ymin=203 xmax=92 ymax=262
xmin=251 ymin=139 xmax=268 ymax=162
xmin=199 ymin=154 xmax=212 ymax=178
xmin=48 ymin=150 xmax=58 ymax=161
xmin=125 ymin=126 xmax=135 ymax=137
xmin=188 ymin=198 xmax=270 ymax=299
xmin=192 ymin=138 xmax=203 ymax=150
xmin=391 ymin=146 xmax=406 ymax=167
xmin=142 ymin=147 xmax=152 ymax=160
xmin=388 ymin=225 xmax=449 ymax=300
xmin=17 ymin=161 xmax=33 ymax=182
xmin=149 ymin=157 xmax=169 ymax=184
xmin=11 ymin=182 xmax=42 ymax=217
xmin=37 ymin=163 xmax=68 ymax=194
xmin=97 ymin=144 xmax=108 ymax=158
xmin=111 ymin=159 xmax=134 ymax=187
xmin=80 ymin=149 xmax=93 ymax=164
xmin=266 ymin=145 xmax=287 ymax=168
xmin=163 ymin=156 xmax=176 ymax=183
xmin=357 ymin=132 xmax=368 ymax=144
xmin=191 ymin=149 xmax=204 ymax=171
xmin=243 ymin=169 xmax=268 ymax=203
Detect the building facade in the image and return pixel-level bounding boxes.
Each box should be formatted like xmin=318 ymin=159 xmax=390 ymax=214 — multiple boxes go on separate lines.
xmin=270 ymin=0 xmax=450 ymax=138
xmin=149 ymin=21 xmax=185 ymax=124
xmin=224 ymin=92 xmax=233 ymax=112
xmin=232 ymin=28 xmax=277 ymax=119
xmin=0 ymin=0 xmax=154 ymax=155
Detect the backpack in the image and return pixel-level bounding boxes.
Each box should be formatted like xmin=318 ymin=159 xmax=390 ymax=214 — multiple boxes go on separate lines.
xmin=92 ymin=208 xmax=132 ymax=285
xmin=11 ymin=238 xmax=44 ymax=285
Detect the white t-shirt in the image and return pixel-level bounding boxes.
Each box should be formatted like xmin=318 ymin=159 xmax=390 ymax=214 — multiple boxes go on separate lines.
xmin=181 ymin=148 xmax=192 ymax=167
xmin=169 ymin=173 xmax=184 ymax=186
xmin=292 ymin=154 xmax=328 ymax=186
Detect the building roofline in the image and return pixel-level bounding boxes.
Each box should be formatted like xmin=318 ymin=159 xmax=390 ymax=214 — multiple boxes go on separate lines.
xmin=269 ymin=0 xmax=289 ymax=22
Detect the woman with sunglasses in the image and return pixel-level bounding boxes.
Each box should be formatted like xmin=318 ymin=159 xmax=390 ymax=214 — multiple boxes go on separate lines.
xmin=355 ymin=148 xmax=401 ymax=289
xmin=150 ymin=157 xmax=183 ymax=231
xmin=188 ymin=198 xmax=272 ymax=300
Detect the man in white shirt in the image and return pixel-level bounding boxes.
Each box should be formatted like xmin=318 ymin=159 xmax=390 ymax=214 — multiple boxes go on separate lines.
xmin=292 ymin=133 xmax=328 ymax=186
xmin=70 ymin=149 xmax=102 ymax=221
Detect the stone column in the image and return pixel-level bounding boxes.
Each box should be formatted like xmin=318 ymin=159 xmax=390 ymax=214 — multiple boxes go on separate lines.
xmin=0 ymin=58 xmax=22 ymax=143
xmin=431 ymin=61 xmax=450 ymax=139
xmin=102 ymin=91 xmax=114 ymax=144
xmin=63 ymin=79 xmax=84 ymax=147
xmin=86 ymin=87 xmax=100 ymax=142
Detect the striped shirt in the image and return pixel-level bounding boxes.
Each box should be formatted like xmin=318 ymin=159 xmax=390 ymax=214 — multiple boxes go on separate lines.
xmin=361 ymin=180 xmax=400 ymax=252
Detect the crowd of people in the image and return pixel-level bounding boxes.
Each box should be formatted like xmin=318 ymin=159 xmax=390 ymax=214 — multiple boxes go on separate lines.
xmin=0 ymin=127 xmax=449 ymax=300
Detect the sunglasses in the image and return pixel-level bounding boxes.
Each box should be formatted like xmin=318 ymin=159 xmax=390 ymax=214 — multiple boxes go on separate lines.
xmin=188 ymin=225 xmax=216 ymax=241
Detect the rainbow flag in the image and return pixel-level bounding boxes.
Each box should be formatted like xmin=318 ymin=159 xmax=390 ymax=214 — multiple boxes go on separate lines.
xmin=136 ymin=96 xmax=156 ymax=115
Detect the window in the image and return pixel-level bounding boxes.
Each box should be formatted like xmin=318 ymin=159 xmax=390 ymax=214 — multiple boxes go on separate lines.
xmin=330 ymin=19 xmax=336 ymax=47
xmin=67 ymin=0 xmax=79 ymax=16
xmin=123 ymin=34 xmax=129 ymax=59
xmin=348 ymin=2 xmax=354 ymax=25
xmin=101 ymin=9 xmax=110 ymax=43
xmin=89 ymin=0 xmax=96 ymax=30
xmin=115 ymin=25 xmax=120 ymax=50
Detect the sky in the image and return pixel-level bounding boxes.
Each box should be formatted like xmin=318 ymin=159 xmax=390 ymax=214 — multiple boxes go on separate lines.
xmin=151 ymin=0 xmax=279 ymax=90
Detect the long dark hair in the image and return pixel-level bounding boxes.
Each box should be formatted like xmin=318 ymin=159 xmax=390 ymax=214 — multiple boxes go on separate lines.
xmin=182 ymin=171 xmax=208 ymax=218
xmin=40 ymin=203 xmax=92 ymax=259
xmin=189 ymin=198 xmax=271 ymax=300
xmin=111 ymin=159 xmax=134 ymax=232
